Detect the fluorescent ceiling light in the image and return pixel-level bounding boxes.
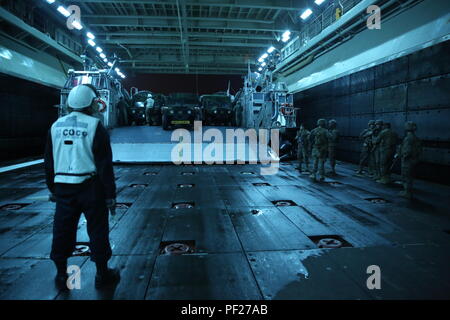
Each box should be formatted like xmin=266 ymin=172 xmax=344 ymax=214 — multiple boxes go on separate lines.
xmin=267 ymin=46 xmax=275 ymax=53
xmin=46 ymin=0 xmax=56 ymax=4
xmin=115 ymin=68 xmax=120 ymax=73
xmin=315 ymin=0 xmax=326 ymax=5
xmin=72 ymin=20 xmax=83 ymax=30
xmin=300 ymin=9 xmax=313 ymax=20
xmin=57 ymin=6 xmax=71 ymax=18
xmin=100 ymin=53 xmax=106 ymax=59
xmin=107 ymin=62 xmax=113 ymax=67
xmin=86 ymin=32 xmax=95 ymax=40
xmin=258 ymin=67 xmax=263 ymax=71
xmin=261 ymin=62 xmax=266 ymax=67
xmin=259 ymin=53 xmax=268 ymax=61
xmin=88 ymin=39 xmax=96 ymax=47
xmin=96 ymin=47 xmax=103 ymax=53
xmin=103 ymin=58 xmax=108 ymax=62
xmin=281 ymin=30 xmax=291 ymax=43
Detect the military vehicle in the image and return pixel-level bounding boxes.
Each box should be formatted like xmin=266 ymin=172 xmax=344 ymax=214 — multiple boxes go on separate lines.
xmin=128 ymin=90 xmax=152 ymax=125
xmin=200 ymin=94 xmax=234 ymax=126
xmin=60 ymin=68 xmax=129 ymax=129
xmin=161 ymin=93 xmax=201 ymax=130
xmin=147 ymin=93 xmax=167 ymax=126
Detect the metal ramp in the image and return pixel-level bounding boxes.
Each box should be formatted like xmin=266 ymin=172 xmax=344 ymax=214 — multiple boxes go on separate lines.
xmin=110 ymin=126 xmax=279 ymax=164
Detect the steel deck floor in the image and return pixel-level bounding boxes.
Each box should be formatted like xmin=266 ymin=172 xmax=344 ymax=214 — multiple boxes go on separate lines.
xmin=0 ymin=161 xmax=449 ymax=300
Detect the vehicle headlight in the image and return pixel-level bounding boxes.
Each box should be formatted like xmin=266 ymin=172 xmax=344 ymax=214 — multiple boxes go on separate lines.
xmin=170 ymin=110 xmax=175 ymax=114
xmin=187 ymin=110 xmax=192 ymax=114
xmin=213 ymin=110 xmax=218 ymax=114
xmin=228 ymin=111 xmax=231 ymax=114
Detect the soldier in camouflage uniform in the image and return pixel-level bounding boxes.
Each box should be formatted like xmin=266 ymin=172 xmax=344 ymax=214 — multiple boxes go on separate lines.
xmin=396 ymin=121 xmax=422 ymax=199
xmin=309 ymin=119 xmax=328 ymax=182
xmin=295 ymin=124 xmax=311 ymax=173
xmin=371 ymin=120 xmax=384 ymax=179
xmin=376 ymin=122 xmax=398 ymax=184
xmin=327 ymin=119 xmax=339 ymax=175
xmin=356 ymin=120 xmax=375 ymax=175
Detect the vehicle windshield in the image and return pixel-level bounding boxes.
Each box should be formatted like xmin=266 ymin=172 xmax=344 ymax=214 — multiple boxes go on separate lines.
xmin=202 ymin=96 xmax=232 ymax=109
xmin=64 ymin=75 xmax=105 ymax=90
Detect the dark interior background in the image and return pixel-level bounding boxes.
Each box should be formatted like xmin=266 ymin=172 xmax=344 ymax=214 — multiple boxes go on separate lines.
xmin=295 ymin=40 xmax=450 ymax=184
xmin=122 ymin=73 xmax=243 ymax=96
xmin=0 ymin=75 xmax=59 ymax=161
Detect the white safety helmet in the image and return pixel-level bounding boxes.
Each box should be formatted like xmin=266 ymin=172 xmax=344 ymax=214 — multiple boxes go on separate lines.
xmin=67 ymin=85 xmax=97 ymax=109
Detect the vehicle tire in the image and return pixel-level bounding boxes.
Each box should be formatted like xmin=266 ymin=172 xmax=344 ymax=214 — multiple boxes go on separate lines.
xmin=162 ymin=114 xmax=169 ymax=130
xmin=117 ymin=100 xmax=129 ymax=126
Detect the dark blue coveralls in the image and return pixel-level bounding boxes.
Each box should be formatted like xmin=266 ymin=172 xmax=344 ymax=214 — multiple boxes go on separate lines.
xmin=44 ymin=121 xmax=116 ymax=270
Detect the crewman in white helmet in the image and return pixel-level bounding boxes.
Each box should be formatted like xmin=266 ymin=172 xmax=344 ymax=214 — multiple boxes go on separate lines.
xmin=44 ymin=84 xmax=120 ymax=290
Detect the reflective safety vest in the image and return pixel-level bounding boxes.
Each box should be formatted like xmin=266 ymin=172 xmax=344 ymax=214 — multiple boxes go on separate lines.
xmin=51 ymin=112 xmax=100 ymax=184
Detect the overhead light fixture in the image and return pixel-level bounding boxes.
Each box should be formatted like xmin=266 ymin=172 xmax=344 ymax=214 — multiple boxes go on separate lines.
xmin=57 ymin=6 xmax=71 ymax=18
xmin=314 ymin=0 xmax=326 ymax=5
xmin=86 ymin=32 xmax=95 ymax=40
xmin=96 ymin=47 xmax=103 ymax=53
xmin=107 ymin=62 xmax=113 ymax=67
xmin=88 ymin=39 xmax=96 ymax=47
xmin=261 ymin=62 xmax=267 ymax=67
xmin=259 ymin=53 xmax=268 ymax=61
xmin=100 ymin=53 xmax=106 ymax=59
xmin=72 ymin=20 xmax=83 ymax=30
xmin=258 ymin=67 xmax=263 ymax=71
xmin=267 ymin=46 xmax=276 ymax=54
xmin=45 ymin=0 xmax=56 ymax=4
xmin=115 ymin=68 xmax=120 ymax=73
xmin=103 ymin=58 xmax=108 ymax=63
xmin=300 ymin=9 xmax=313 ymax=20
xmin=281 ymin=30 xmax=291 ymax=43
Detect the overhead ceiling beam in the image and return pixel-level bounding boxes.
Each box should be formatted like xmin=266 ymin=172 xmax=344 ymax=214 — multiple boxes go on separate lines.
xmin=83 ymin=14 xmax=275 ymax=24
xmin=101 ymin=38 xmax=269 ymax=47
xmin=70 ymin=0 xmax=304 ymax=11
xmin=84 ymin=17 xmax=289 ymax=32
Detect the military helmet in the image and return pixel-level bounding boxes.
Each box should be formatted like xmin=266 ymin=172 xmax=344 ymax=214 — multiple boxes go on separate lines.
xmin=329 ymin=119 xmax=337 ymax=127
xmin=317 ymin=119 xmax=326 ymax=127
xmin=375 ymin=119 xmax=383 ymax=126
xmin=368 ymin=120 xmax=375 ymax=126
xmin=405 ymin=121 xmax=417 ymax=132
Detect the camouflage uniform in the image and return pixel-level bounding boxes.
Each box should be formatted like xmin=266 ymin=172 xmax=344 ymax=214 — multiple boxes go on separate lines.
xmin=371 ymin=120 xmax=384 ymax=179
xmin=295 ymin=125 xmax=310 ymax=173
xmin=357 ymin=120 xmax=375 ymax=174
xmin=376 ymin=122 xmax=398 ymax=184
xmin=327 ymin=119 xmax=339 ymax=175
xmin=309 ymin=119 xmax=328 ymax=181
xmin=397 ymin=121 xmax=422 ymax=199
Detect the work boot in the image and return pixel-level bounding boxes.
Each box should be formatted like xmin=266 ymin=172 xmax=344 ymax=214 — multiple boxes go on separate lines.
xmin=54 ymin=273 xmax=69 ymax=291
xmin=95 ymin=268 xmax=121 ymax=289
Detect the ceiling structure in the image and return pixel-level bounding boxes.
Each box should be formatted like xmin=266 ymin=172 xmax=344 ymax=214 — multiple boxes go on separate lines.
xmin=69 ymin=0 xmax=309 ymax=75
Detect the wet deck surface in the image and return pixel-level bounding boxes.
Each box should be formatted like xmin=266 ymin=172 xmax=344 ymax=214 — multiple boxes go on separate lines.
xmin=0 ymin=161 xmax=450 ymax=300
